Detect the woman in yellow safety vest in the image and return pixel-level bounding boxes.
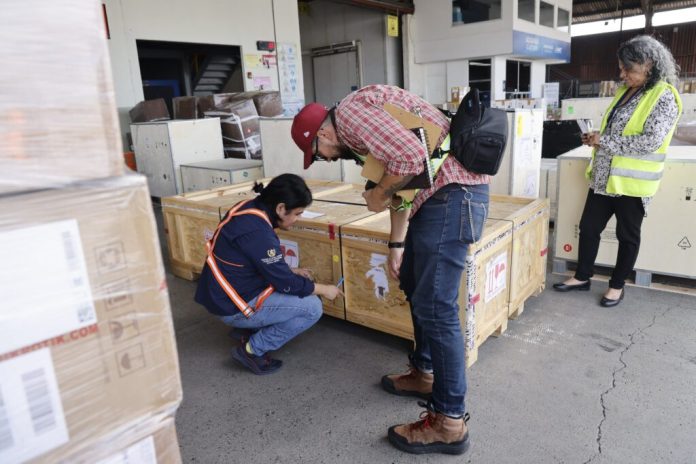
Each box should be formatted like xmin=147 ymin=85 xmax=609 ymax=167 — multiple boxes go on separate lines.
xmin=553 ymin=35 xmax=682 ymax=307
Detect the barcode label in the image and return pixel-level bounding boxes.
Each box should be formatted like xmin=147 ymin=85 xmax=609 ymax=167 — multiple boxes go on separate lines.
xmin=22 ymin=369 xmax=56 ymax=435
xmin=62 ymin=230 xmax=78 ymax=270
xmin=0 ymin=349 xmax=68 ymax=463
xmin=0 ymin=389 xmax=14 ymax=452
xmin=0 ymin=220 xmax=97 ymax=355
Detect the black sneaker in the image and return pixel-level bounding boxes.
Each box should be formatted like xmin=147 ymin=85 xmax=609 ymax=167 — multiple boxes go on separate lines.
xmin=231 ymin=345 xmax=282 ymax=375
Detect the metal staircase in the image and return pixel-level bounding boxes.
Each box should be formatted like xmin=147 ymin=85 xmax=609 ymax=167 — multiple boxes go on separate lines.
xmin=192 ymin=55 xmax=237 ymax=96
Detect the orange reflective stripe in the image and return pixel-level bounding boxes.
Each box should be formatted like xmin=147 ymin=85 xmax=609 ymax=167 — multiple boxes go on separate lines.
xmin=206 ymin=200 xmax=275 ymax=317
xmin=255 ymin=286 xmax=274 ymax=310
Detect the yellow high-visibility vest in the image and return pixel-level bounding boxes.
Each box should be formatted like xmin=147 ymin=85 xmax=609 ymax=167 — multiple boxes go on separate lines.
xmin=586 ymin=81 xmax=682 ymax=197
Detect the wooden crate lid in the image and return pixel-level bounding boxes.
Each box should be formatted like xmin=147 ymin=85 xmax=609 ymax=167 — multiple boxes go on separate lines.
xmin=161 ymin=178 xmax=341 ymax=213
xmin=342 ymin=212 xmax=512 ymax=246
xmin=488 ymin=195 xmax=550 ymax=225
xmin=313 ymin=183 xmax=367 ymax=206
xmin=340 ymin=211 xmax=391 ymax=240
xmin=297 ymin=200 xmax=374 ymax=228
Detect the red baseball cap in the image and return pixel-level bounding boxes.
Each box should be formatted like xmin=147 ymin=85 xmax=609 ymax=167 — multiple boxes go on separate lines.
xmin=291 ymin=103 xmax=329 ymax=169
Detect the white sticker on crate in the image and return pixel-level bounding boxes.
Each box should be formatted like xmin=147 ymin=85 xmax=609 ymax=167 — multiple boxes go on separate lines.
xmin=366 ymin=253 xmax=389 ymax=299
xmin=0 ymin=220 xmax=97 ymax=355
xmin=0 ymin=348 xmax=69 ymax=463
xmin=279 ymin=239 xmax=299 ymax=269
xmin=484 ymin=252 xmax=507 ymax=303
xmin=97 ymin=435 xmax=157 ymax=464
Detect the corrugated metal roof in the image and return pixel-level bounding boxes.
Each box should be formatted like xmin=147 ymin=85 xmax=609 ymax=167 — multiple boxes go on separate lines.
xmin=573 ymin=0 xmax=696 ymax=24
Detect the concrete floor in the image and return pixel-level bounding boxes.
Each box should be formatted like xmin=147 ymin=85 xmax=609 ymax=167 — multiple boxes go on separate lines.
xmin=163 ymin=226 xmax=696 ymax=463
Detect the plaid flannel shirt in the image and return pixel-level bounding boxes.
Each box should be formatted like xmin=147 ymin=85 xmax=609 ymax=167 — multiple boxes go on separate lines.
xmin=334 ymin=85 xmax=489 ymax=215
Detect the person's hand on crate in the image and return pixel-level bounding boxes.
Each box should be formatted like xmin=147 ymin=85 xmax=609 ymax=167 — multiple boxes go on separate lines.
xmin=388 ymin=248 xmax=403 ymax=280
xmin=313 ymin=283 xmax=344 ymax=301
xmin=363 ymin=186 xmax=391 ymax=212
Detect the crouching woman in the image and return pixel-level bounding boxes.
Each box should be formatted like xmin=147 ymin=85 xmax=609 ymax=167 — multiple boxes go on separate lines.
xmin=195 ymin=174 xmax=342 ymax=375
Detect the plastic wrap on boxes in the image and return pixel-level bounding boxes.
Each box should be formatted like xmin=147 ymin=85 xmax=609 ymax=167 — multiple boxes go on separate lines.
xmin=200 ymin=95 xmax=261 ymax=159
xmin=0 ymin=175 xmax=182 ymax=464
xmin=68 ymin=416 xmax=181 ymax=464
xmin=0 ymin=0 xmax=124 ymax=195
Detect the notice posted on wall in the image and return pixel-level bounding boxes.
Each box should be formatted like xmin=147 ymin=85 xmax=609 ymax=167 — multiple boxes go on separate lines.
xmin=0 ymin=220 xmax=97 ymax=355
xmin=0 ymin=348 xmax=69 ymax=463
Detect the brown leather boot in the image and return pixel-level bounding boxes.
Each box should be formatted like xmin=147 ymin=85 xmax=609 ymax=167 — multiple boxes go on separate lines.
xmin=381 ymin=365 xmax=433 ymax=399
xmin=388 ymin=403 xmax=470 ymax=455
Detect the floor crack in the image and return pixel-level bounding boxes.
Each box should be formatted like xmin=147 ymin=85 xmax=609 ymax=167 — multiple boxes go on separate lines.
xmin=584 ymin=306 xmax=673 ymax=464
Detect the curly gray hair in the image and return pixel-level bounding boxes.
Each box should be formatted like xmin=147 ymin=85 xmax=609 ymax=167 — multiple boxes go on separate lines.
xmin=617 ymin=35 xmax=680 ymax=88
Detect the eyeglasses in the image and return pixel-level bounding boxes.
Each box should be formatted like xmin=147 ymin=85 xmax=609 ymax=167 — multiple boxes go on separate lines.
xmin=311 ymin=137 xmax=328 ymax=162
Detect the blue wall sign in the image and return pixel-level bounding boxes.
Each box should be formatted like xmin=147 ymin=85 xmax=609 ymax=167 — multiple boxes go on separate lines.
xmin=513 ymin=30 xmax=570 ymax=62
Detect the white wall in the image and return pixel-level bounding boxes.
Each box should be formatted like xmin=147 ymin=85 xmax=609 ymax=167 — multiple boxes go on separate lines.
xmin=530 ymin=60 xmax=547 ymax=98
xmin=411 ymin=0 xmax=515 ymax=64
xmin=512 ymin=0 xmax=573 ymax=41
xmin=403 ymin=0 xmax=571 ymax=105
xmin=446 ymin=60 xmax=469 ymax=100
xmin=298 ymin=1 xmax=400 ymax=103
xmin=491 ymin=56 xmax=507 ymax=101
xmin=104 ymin=0 xmax=303 ymax=141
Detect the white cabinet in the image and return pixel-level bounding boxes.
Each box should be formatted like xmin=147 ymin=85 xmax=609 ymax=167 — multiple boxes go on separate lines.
xmin=490 ymin=109 xmax=545 ymax=197
xmin=554 ymin=146 xmax=696 ymax=280
xmin=131 ymin=118 xmax=224 ymax=197
xmin=180 ymin=159 xmax=264 ymax=193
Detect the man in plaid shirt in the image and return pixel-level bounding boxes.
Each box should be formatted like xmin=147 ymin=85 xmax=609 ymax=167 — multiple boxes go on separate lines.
xmin=292 ymin=85 xmax=489 ymax=455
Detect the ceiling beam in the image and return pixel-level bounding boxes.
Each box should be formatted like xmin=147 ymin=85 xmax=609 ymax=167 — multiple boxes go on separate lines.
xmin=326 ymin=0 xmax=414 ymax=15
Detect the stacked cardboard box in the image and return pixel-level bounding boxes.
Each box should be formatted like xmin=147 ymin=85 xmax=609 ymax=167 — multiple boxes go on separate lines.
xmin=0 ymin=1 xmax=182 ymax=462
xmin=198 ymin=94 xmax=261 ymax=159
xmin=0 ymin=0 xmax=124 ymax=194
xmin=195 ymin=91 xmax=283 ymax=160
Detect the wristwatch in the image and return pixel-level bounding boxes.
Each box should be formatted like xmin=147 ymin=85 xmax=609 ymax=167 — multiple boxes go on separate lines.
xmin=388 ymin=241 xmax=405 ymax=249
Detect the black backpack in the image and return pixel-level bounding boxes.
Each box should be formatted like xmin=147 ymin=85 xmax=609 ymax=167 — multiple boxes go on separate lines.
xmin=448 ymin=88 xmax=508 ymax=175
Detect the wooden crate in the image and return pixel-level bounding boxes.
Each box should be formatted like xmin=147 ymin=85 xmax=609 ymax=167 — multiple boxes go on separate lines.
xmin=162 ymin=188 xmax=258 ymax=280
xmin=340 ymin=212 xmax=513 ymax=366
xmin=488 ymin=195 xmax=550 ymax=319
xmin=162 ymin=179 xmax=342 ymax=280
xmin=276 ymin=200 xmax=375 ymax=319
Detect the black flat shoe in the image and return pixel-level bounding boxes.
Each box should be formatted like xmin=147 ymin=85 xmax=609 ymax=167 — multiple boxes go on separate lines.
xmin=552 ymin=280 xmax=591 ymax=292
xmin=600 ymin=289 xmax=625 ymax=307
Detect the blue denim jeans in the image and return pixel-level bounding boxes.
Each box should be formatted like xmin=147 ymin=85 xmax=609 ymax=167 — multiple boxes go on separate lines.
xmin=400 ymin=183 xmax=489 ymax=417
xmin=220 ymin=292 xmax=322 ymax=356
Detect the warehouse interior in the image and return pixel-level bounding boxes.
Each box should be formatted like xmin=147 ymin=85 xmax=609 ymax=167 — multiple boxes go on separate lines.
xmin=2 ymin=0 xmax=696 ymax=463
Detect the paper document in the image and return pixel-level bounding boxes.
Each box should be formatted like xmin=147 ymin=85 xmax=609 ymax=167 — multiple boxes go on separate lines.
xmin=576 ymin=119 xmax=593 ymax=134
xmin=301 ymin=210 xmax=325 ymax=219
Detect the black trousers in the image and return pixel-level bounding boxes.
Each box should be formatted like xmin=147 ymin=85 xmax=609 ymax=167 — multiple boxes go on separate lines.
xmin=574 ymin=189 xmax=645 ymax=289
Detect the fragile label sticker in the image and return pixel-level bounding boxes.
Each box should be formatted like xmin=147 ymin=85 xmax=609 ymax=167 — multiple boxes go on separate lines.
xmin=279 ymin=239 xmax=299 ymax=268
xmin=485 ymin=252 xmax=507 ymax=303
xmin=0 ymin=220 xmax=97 ymax=355
xmin=0 ymin=348 xmax=69 ymax=463
xmin=97 ymin=435 xmax=157 ymax=464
